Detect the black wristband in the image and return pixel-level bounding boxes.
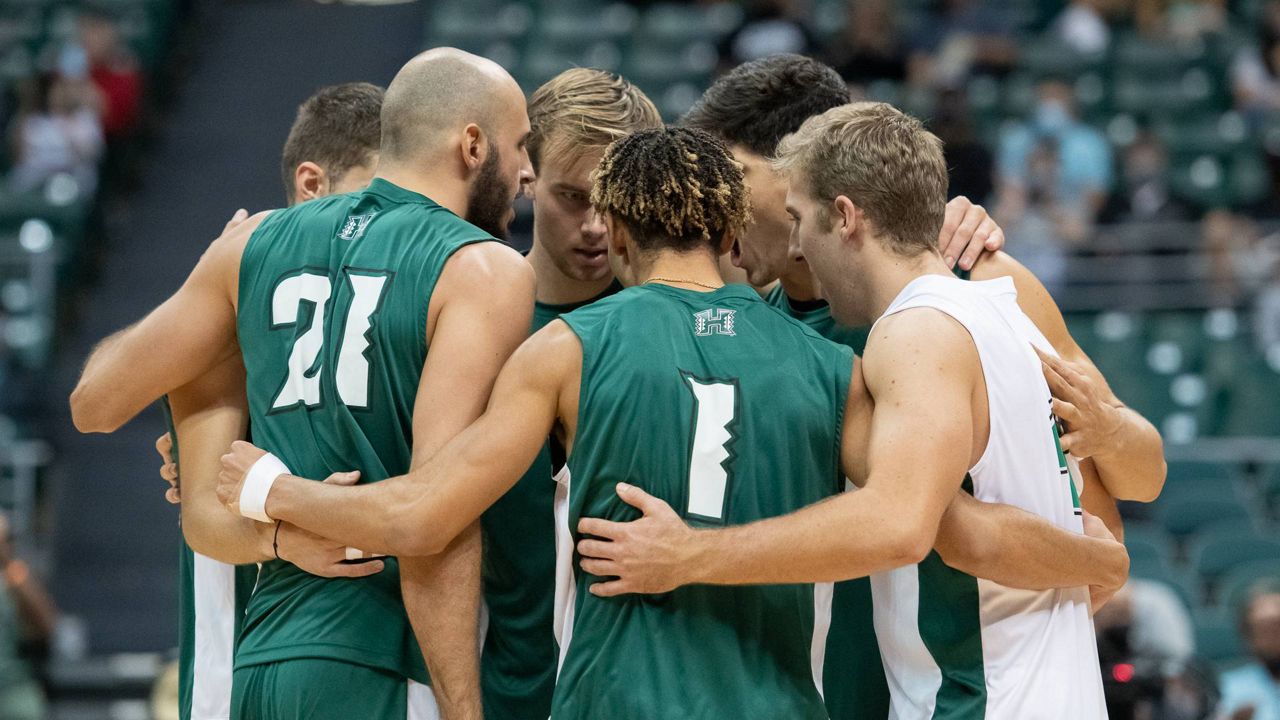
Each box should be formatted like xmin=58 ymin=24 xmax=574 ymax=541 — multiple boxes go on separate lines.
xmin=272 ymin=520 xmax=283 ymax=561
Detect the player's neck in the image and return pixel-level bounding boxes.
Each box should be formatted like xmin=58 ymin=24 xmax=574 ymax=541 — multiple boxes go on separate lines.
xmin=638 ymin=251 xmax=725 ymax=291
xmin=373 ymin=166 xmax=468 ymax=220
xmin=527 ymin=242 xmax=615 ymax=306
xmin=863 ymin=247 xmax=952 ymax=320
xmin=778 ymin=264 xmax=819 ymax=302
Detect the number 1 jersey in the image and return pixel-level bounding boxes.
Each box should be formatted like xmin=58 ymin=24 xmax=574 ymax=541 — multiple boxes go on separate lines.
xmin=551 ymin=283 xmax=853 ymax=719
xmin=234 ymin=178 xmax=496 ymax=682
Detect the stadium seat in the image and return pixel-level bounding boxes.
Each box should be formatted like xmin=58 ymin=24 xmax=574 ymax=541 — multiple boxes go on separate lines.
xmin=1193 ymin=608 xmax=1246 ymax=665
xmin=1191 ymin=528 xmax=1280 ymax=585
xmin=1155 ymin=494 xmax=1252 ymax=538
xmin=1217 ymin=559 xmax=1280 ymax=616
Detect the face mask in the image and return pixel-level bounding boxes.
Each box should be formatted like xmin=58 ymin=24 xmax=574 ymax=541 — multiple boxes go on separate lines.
xmin=1035 ymin=100 xmax=1071 ymax=136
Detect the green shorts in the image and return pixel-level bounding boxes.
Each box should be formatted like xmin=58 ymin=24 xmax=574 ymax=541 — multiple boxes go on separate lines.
xmin=231 ymin=659 xmax=438 ymax=720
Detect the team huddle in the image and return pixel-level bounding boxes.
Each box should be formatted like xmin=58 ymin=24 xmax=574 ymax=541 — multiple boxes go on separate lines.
xmin=69 ymin=49 xmax=1167 ymax=720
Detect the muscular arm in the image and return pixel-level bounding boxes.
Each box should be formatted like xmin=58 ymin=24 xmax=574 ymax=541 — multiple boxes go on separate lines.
xmin=168 ymin=357 xmax=263 ymax=563
xmin=70 ymin=213 xmax=267 ymax=433
xmin=971 ymin=251 xmax=1166 ymax=502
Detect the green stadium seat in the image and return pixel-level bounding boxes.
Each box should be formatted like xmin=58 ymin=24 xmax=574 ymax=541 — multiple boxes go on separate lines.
xmin=1020 ymin=38 xmax=1104 ymax=79
xmin=1191 ymin=528 xmax=1280 ymax=584
xmin=1193 ymin=608 xmax=1245 ymax=664
xmin=1218 ymin=559 xmax=1280 ymax=616
xmin=1114 ymin=33 xmax=1201 ymax=80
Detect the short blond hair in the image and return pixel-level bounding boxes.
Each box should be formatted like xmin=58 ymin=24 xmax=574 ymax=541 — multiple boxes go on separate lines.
xmin=775 ymin=102 xmax=948 ymax=256
xmin=527 ymin=68 xmax=662 ymax=173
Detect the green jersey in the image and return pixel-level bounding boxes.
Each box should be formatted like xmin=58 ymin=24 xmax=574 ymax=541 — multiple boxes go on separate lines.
xmin=764 ymin=284 xmax=868 ymax=352
xmin=234 ymin=178 xmax=496 ymax=681
xmin=552 ymin=284 xmax=853 ymax=719
xmin=163 ymin=397 xmax=257 ymax=720
xmin=480 ymin=281 xmax=621 ymax=720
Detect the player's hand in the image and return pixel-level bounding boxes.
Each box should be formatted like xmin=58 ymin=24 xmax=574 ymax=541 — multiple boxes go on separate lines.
xmin=223 ymin=208 xmax=249 ymax=235
xmin=216 ymin=440 xmax=270 ymax=515
xmin=156 ymin=432 xmax=180 ymax=504
xmin=576 ymin=483 xmax=696 ymax=597
xmin=1036 ymin=347 xmax=1124 ymax=460
xmin=939 ymin=196 xmax=1005 ymax=272
xmin=1082 ymin=511 xmax=1128 ymax=615
xmin=275 ymin=522 xmax=385 ymax=579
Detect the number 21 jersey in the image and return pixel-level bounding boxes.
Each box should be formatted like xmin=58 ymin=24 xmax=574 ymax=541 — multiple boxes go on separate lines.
xmin=235 ymin=178 xmax=496 ymax=683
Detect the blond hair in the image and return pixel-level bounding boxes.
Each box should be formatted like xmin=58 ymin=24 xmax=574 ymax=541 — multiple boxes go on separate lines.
xmin=775 ymin=102 xmax=948 ymax=256
xmin=527 ymin=68 xmax=662 ymax=172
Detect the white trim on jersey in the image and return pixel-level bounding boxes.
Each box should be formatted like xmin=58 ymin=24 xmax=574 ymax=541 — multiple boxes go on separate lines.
xmin=407 ymin=679 xmax=440 ymax=720
xmin=191 ymin=552 xmax=239 ymax=720
xmin=551 ymin=466 xmax=575 ymax=678
xmin=810 ymin=581 xmax=834 ymax=699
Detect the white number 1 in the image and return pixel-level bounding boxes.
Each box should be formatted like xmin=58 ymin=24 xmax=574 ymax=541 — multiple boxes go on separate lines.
xmin=270 ymin=271 xmax=389 ymax=411
xmin=685 ymin=377 xmax=736 ymax=520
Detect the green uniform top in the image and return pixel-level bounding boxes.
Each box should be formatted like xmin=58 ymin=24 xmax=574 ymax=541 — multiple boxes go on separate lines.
xmin=553 ymin=283 xmax=853 ymax=720
xmin=235 ymin=178 xmax=496 ymax=682
xmin=764 ymin=284 xmax=868 ymax=354
xmin=479 ymin=279 xmax=621 ymax=720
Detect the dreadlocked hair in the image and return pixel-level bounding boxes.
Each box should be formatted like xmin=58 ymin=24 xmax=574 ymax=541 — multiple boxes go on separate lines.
xmin=590 ymin=126 xmax=751 ymax=254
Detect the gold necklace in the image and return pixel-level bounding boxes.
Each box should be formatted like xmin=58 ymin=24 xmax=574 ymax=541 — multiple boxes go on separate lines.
xmin=644 ymin=277 xmax=723 ymax=290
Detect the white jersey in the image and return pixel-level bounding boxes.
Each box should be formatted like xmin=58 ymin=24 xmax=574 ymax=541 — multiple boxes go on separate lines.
xmin=867 ymin=274 xmax=1106 ymax=720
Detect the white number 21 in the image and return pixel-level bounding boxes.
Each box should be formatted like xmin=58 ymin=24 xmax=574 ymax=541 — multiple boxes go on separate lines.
xmin=270 ymin=270 xmax=389 ymax=411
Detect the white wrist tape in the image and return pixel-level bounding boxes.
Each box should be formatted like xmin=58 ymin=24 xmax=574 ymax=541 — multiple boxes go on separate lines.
xmin=345 ymin=547 xmax=387 ymax=561
xmin=240 ymin=452 xmax=290 ymax=523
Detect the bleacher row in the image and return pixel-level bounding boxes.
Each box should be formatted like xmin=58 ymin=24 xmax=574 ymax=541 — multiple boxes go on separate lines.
xmin=0 ymin=0 xmax=180 ymax=551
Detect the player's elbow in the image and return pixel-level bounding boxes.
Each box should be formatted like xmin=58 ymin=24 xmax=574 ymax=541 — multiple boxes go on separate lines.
xmin=388 ymin=516 xmax=447 ymax=558
xmin=884 ymin=520 xmax=936 ymax=568
xmin=69 ymin=384 xmax=122 ymax=434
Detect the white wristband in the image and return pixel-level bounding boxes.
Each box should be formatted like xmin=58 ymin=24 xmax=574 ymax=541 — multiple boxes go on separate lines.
xmin=240 ymin=452 xmax=290 ymax=523
xmin=345 ymin=547 xmax=387 ymax=561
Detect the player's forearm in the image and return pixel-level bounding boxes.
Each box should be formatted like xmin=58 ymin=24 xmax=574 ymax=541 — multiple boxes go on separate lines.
xmin=935 ymin=496 xmax=1127 ymax=590
xmin=181 ymin=500 xmax=273 ymax=564
xmin=266 ymin=474 xmax=428 ymax=556
xmin=401 ymin=525 xmax=482 ymax=720
xmin=1090 ymin=406 xmax=1166 ymax=503
xmin=684 ymin=489 xmax=934 ymax=586
xmin=70 ymin=328 xmax=139 ymax=433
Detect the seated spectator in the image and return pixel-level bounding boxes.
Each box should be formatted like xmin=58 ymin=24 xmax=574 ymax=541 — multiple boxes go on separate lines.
xmin=0 ymin=513 xmax=56 ymax=720
xmin=1220 ymin=579 xmax=1280 ymax=720
xmin=994 ymin=78 xmax=1112 ymax=289
xmin=1135 ymin=0 xmax=1226 ymax=41
xmin=1232 ymin=0 xmax=1280 ymax=121
xmin=78 ymin=10 xmax=142 ymax=142
xmin=6 ymin=72 xmax=104 ymax=195
xmin=907 ymin=0 xmax=1018 ymax=88
xmin=823 ymin=0 xmax=907 ymax=90
xmin=1100 ymin=132 xmax=1192 ymax=224
xmin=1053 ymin=0 xmax=1113 ymax=54
xmin=718 ymin=0 xmax=817 ymax=71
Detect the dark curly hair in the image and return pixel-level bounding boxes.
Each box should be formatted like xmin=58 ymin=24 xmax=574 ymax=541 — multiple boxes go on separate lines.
xmin=590 ymin=126 xmax=751 ymax=254
xmin=682 ymin=54 xmax=850 ymax=158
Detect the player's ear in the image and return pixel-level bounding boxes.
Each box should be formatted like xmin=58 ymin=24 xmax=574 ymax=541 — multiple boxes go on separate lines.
xmin=460 ymin=124 xmax=486 ymax=173
xmin=716 ymin=229 xmax=735 ymax=257
xmin=294 ymin=162 xmax=326 ymax=202
xmin=604 ymin=213 xmax=629 ymax=262
xmin=834 ymin=195 xmax=859 ymax=245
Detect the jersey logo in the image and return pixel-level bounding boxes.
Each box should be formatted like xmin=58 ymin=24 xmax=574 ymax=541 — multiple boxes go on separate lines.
xmin=694 ymin=308 xmax=736 ymax=337
xmin=338 ymin=213 xmax=376 ymax=241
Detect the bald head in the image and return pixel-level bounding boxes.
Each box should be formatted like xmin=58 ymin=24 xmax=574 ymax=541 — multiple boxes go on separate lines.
xmin=380 ymin=48 xmax=525 ymax=162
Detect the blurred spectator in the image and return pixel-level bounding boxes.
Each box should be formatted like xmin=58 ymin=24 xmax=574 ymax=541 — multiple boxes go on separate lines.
xmin=1135 ymin=0 xmax=1226 ymax=40
xmin=1053 ymin=0 xmax=1113 ymax=54
xmin=1100 ymin=132 xmax=1192 ymax=224
xmin=1219 ymin=579 xmax=1280 ymax=720
xmin=995 ymin=79 xmax=1112 ymax=289
xmin=78 ymin=10 xmax=143 ymax=141
xmin=930 ymin=88 xmax=993 ymax=203
xmin=718 ymin=0 xmax=817 ymax=70
xmin=1231 ymin=1 xmax=1280 ymax=121
xmin=823 ymin=0 xmax=907 ymax=89
xmin=6 ymin=72 xmax=104 ymax=195
xmin=1256 ymin=252 xmax=1280 ymax=353
xmin=907 ymin=0 xmax=1018 ymax=88
xmin=0 ymin=513 xmax=56 ymax=720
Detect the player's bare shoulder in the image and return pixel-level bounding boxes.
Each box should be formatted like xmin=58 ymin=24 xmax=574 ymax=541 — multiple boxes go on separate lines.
xmin=437 ymin=241 xmax=535 ymax=305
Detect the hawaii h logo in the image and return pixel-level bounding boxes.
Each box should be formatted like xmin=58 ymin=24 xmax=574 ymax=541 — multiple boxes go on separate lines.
xmin=694 ymin=308 xmax=736 ymax=337
xmin=339 ymin=213 xmax=376 ymax=241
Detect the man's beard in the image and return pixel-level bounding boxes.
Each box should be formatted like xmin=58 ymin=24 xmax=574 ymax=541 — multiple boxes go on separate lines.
xmin=465 ymin=145 xmax=514 ymax=240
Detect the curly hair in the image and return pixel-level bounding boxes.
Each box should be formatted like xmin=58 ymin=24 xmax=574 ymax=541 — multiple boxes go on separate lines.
xmin=590 ymin=126 xmax=751 ymax=254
